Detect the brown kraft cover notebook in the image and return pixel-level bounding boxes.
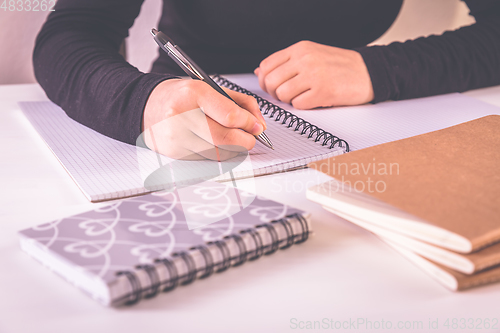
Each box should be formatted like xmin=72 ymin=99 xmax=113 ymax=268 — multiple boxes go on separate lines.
xmin=323 ymin=205 xmax=500 ymax=274
xmin=309 ymin=115 xmax=500 ymax=253
xmin=385 ymin=240 xmax=500 ymax=291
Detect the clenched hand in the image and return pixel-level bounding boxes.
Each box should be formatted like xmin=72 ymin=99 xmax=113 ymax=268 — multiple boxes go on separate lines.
xmin=255 ymin=41 xmax=374 ymax=109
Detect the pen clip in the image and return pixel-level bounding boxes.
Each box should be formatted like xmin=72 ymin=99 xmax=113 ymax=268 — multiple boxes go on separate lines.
xmin=164 ymin=42 xmax=205 ymax=80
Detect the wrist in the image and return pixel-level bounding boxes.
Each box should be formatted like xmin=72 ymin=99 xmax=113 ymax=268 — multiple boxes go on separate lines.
xmin=142 ymin=76 xmax=180 ymax=132
xmin=356 ymin=46 xmax=395 ymax=103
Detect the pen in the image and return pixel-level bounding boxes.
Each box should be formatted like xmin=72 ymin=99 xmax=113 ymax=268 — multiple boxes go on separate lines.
xmin=151 ymin=28 xmax=274 ymax=150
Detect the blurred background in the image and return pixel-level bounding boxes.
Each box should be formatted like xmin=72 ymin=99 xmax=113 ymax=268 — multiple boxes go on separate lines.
xmin=0 ymin=0 xmax=475 ymax=85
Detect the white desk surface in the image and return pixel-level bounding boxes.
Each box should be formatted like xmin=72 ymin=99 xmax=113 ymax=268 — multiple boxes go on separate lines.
xmin=1 ymin=83 xmax=500 ymax=333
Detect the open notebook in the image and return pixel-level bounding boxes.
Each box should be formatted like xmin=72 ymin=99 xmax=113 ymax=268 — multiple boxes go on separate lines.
xmin=19 ymin=74 xmax=500 ymax=202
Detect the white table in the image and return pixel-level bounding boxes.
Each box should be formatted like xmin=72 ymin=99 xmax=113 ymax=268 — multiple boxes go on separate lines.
xmin=1 ymin=83 xmax=500 ymax=333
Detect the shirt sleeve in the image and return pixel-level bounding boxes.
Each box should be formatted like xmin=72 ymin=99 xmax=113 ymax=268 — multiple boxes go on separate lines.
xmin=33 ymin=0 xmax=176 ymax=145
xmin=356 ymin=0 xmax=500 ymax=103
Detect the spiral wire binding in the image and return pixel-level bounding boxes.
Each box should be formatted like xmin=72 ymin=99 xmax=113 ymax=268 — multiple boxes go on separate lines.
xmin=115 ymin=270 xmax=142 ymax=305
xmin=224 ymin=234 xmax=248 ymax=266
xmin=155 ymin=258 xmax=179 ymax=292
xmin=190 ymin=245 xmax=214 ymax=279
xmin=113 ymin=213 xmax=309 ymax=306
xmin=240 ymin=227 xmax=264 ymax=261
xmin=211 ymin=240 xmax=232 ymax=272
xmin=256 ymin=223 xmax=280 ymax=255
xmin=173 ymin=251 xmax=197 ymax=285
xmin=294 ymin=213 xmax=310 ymax=244
xmin=212 ymin=75 xmax=350 ymax=152
xmin=136 ymin=264 xmax=161 ymax=298
xmin=276 ymin=218 xmax=294 ymax=249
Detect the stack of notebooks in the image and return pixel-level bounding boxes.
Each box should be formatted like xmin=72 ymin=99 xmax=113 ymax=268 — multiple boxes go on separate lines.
xmin=307 ymin=116 xmax=500 ymax=291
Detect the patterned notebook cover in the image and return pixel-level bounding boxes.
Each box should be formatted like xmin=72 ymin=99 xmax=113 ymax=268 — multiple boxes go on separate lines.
xmin=19 ymin=182 xmax=311 ymax=306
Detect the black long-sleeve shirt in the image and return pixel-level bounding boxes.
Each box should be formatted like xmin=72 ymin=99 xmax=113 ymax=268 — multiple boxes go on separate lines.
xmin=33 ymin=0 xmax=500 ymax=145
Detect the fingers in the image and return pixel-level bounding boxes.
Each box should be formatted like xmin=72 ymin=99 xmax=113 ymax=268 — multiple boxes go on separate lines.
xmin=274 ymin=74 xmax=311 ymax=105
xmin=255 ymin=57 xmax=310 ymax=105
xmin=290 ymin=89 xmax=323 ymax=110
xmin=255 ymin=48 xmax=290 ymax=92
xmin=196 ymin=82 xmax=264 ymax=136
xmin=260 ymin=61 xmax=300 ymax=101
xmin=202 ymin=116 xmax=256 ymax=151
xmin=145 ymin=114 xmax=254 ymax=161
xmin=224 ymin=87 xmax=267 ymax=130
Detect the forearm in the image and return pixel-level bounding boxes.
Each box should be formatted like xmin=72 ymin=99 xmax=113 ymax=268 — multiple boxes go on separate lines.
xmin=33 ymin=0 xmax=175 ymax=144
xmin=357 ymin=1 xmax=500 ymax=102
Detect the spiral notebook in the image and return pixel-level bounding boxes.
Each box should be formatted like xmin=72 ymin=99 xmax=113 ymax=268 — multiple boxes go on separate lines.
xmin=19 ymin=76 xmax=348 ymax=202
xmin=19 ymin=74 xmax=500 ymax=202
xmin=18 ymin=182 xmax=311 ymax=306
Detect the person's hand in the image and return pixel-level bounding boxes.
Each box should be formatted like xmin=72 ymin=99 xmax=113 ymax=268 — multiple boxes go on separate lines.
xmin=142 ymin=79 xmax=267 ymax=160
xmin=254 ymin=41 xmax=374 ymax=109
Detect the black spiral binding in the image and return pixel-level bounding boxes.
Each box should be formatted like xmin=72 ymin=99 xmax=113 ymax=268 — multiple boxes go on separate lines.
xmin=173 ymin=251 xmax=197 ymax=285
xmin=190 ymin=245 xmax=214 ymax=279
xmin=213 ymin=75 xmax=350 ymax=152
xmin=135 ymin=264 xmax=161 ymax=298
xmin=155 ymin=258 xmax=179 ymax=292
xmin=276 ymin=218 xmax=294 ymax=250
xmin=115 ymin=213 xmax=309 ymax=306
xmin=224 ymin=234 xmax=248 ymax=266
xmin=257 ymin=223 xmax=280 ymax=255
xmin=294 ymin=213 xmax=310 ymax=244
xmin=115 ymin=271 xmax=141 ymax=305
xmin=240 ymin=227 xmax=264 ymax=261
xmin=210 ymin=240 xmax=232 ymax=273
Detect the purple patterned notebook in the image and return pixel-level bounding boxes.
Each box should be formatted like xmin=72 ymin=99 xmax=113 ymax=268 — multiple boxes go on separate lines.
xmin=19 ymin=182 xmax=310 ymax=306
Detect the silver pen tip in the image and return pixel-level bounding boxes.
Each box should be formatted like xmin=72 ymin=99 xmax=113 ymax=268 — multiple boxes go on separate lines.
xmin=256 ymin=132 xmax=274 ymax=150
xmin=260 ymin=132 xmax=274 ymax=149
xmin=151 ymin=28 xmax=158 ymax=36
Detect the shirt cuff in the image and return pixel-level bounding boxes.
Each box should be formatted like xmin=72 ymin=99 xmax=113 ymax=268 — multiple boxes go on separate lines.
xmin=356 ymin=45 xmax=398 ymax=103
xmin=126 ymin=73 xmax=178 ymax=145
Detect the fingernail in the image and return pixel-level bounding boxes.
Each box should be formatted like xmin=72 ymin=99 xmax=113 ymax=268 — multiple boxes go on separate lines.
xmin=260 ymin=117 xmax=267 ymax=130
xmin=252 ymin=122 xmax=264 ymax=135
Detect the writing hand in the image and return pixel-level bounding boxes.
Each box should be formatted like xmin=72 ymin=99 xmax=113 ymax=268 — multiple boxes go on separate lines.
xmin=143 ymin=79 xmax=267 ymax=160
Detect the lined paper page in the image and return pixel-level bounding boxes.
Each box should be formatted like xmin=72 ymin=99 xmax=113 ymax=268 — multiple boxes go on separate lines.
xmin=19 ymin=102 xmax=159 ymax=201
xmin=240 ymin=115 xmax=344 ymax=174
xmin=19 ymin=101 xmax=342 ymax=202
xmin=226 ymin=74 xmax=500 ymax=150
